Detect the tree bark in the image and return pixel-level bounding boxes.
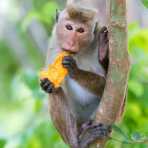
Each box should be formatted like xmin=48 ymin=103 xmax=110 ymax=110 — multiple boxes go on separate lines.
xmin=90 ymin=0 xmax=130 ymax=147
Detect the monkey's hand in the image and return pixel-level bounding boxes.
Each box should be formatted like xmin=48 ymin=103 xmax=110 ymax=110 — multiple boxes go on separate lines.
xmin=98 ymin=26 xmax=109 ymax=62
xmin=98 ymin=26 xmax=109 ymax=72
xmin=62 ymin=56 xmax=78 ymax=78
xmin=40 ymin=78 xmax=55 ymax=94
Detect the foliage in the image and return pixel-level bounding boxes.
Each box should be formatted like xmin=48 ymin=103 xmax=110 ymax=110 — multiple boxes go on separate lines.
xmin=22 ymin=1 xmax=59 ymax=32
xmin=0 ymin=0 xmax=148 ymax=148
xmin=141 ymin=0 xmax=148 ymax=8
xmin=0 ymin=139 xmax=6 ymax=148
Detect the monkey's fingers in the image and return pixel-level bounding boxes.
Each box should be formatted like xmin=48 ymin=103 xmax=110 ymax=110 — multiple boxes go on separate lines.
xmin=99 ymin=26 xmax=108 ymax=34
xmin=62 ymin=56 xmax=77 ymax=70
xmin=98 ymin=26 xmax=109 ymax=63
xmin=40 ymin=78 xmax=55 ymax=93
xmin=62 ymin=56 xmax=78 ymax=78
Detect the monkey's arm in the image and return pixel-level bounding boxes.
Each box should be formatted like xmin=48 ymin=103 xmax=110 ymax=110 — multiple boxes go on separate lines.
xmin=63 ymin=56 xmax=106 ymax=97
xmin=40 ymin=80 xmax=79 ymax=148
xmin=72 ymin=69 xmax=105 ymax=97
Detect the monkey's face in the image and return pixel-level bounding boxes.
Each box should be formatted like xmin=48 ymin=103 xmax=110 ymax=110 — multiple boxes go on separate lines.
xmin=56 ymin=14 xmax=95 ymax=53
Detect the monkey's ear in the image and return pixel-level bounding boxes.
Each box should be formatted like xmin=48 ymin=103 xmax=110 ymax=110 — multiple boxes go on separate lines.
xmin=56 ymin=9 xmax=60 ymax=22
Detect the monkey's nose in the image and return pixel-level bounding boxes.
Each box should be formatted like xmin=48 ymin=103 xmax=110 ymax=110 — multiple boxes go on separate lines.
xmin=68 ymin=41 xmax=76 ymax=48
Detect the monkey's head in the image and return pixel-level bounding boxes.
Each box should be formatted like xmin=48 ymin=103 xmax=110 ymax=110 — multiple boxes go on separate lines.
xmin=56 ymin=4 xmax=98 ymax=54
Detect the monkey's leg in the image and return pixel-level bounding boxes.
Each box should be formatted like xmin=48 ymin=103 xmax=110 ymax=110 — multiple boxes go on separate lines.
xmin=41 ymin=79 xmax=79 ymax=148
xmin=78 ymin=122 xmax=111 ymax=148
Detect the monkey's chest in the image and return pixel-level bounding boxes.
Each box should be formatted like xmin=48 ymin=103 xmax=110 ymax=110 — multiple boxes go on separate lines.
xmin=76 ymin=56 xmax=105 ymax=77
xmin=65 ymin=77 xmax=100 ymax=123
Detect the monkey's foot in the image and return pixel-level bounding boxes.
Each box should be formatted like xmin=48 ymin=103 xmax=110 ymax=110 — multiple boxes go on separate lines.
xmin=79 ymin=120 xmax=93 ymax=135
xmin=78 ymin=123 xmax=111 ymax=148
xmin=40 ymin=78 xmax=55 ymax=93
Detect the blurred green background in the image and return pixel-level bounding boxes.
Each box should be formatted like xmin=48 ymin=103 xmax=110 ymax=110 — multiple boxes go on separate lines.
xmin=0 ymin=0 xmax=148 ymax=148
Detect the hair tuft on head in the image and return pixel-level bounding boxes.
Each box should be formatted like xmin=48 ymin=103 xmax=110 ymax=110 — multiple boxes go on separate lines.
xmin=66 ymin=4 xmax=97 ymax=22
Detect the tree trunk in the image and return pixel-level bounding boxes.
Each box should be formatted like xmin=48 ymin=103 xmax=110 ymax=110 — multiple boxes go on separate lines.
xmin=90 ymin=0 xmax=130 ymax=147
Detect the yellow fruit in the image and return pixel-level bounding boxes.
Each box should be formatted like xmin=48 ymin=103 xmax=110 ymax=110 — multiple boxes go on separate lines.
xmin=40 ymin=51 xmax=70 ymax=88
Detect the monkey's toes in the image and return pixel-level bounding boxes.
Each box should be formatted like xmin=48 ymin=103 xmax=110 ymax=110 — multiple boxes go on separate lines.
xmin=79 ymin=120 xmax=93 ymax=135
xmin=78 ymin=123 xmax=111 ymax=148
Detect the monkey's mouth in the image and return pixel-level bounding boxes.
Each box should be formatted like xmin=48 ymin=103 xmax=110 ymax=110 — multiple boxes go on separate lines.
xmin=62 ymin=48 xmax=78 ymax=54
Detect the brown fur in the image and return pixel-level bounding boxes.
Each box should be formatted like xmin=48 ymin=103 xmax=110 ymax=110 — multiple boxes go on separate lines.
xmin=44 ymin=3 xmax=109 ymax=148
xmin=66 ymin=4 xmax=96 ymax=22
xmin=49 ymin=88 xmax=78 ymax=147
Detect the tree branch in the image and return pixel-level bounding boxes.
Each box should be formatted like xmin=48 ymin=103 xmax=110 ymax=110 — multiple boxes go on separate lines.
xmin=90 ymin=0 xmax=130 ymax=147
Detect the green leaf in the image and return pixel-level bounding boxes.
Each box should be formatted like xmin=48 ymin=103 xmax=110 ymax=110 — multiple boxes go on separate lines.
xmin=0 ymin=139 xmax=6 ymax=148
xmin=141 ymin=0 xmax=148 ymax=8
xmin=128 ymin=80 xmax=144 ymax=97
xmin=112 ymin=125 xmax=129 ymax=140
xmin=41 ymin=1 xmax=59 ymax=19
xmin=22 ymin=70 xmax=39 ymax=91
xmin=34 ymin=99 xmax=43 ymax=113
xmin=22 ymin=1 xmax=59 ymax=29
xmin=21 ymin=11 xmax=40 ymax=31
xmin=131 ymin=132 xmax=142 ymax=141
xmin=128 ymin=27 xmax=148 ymax=55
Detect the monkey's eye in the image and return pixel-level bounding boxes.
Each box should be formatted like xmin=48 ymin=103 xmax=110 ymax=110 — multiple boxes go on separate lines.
xmin=77 ymin=27 xmax=85 ymax=33
xmin=65 ymin=24 xmax=73 ymax=31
